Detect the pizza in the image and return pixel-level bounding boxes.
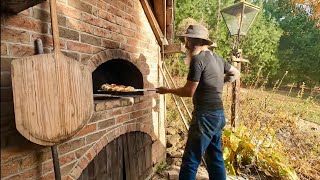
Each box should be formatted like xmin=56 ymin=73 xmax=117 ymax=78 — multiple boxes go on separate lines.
xmin=101 ymin=84 xmax=135 ymax=92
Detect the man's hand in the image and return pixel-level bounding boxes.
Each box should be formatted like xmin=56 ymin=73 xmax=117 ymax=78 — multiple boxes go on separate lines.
xmin=224 ymin=65 xmax=240 ymax=84
xmin=156 ymin=87 xmax=169 ymax=94
xmin=156 ymin=80 xmax=199 ymax=97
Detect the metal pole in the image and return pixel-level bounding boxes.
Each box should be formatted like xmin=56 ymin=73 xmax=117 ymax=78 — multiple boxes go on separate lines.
xmin=231 ymin=5 xmax=243 ymax=130
xmin=231 ymin=49 xmax=242 ymax=130
xmin=51 ymin=145 xmax=62 ymax=180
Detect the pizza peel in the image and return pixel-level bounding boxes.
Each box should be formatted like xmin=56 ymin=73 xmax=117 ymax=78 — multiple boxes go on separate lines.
xmin=11 ymin=0 xmax=94 ymax=146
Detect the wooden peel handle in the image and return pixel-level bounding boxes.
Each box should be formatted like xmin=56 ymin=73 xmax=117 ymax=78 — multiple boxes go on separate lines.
xmin=49 ymin=0 xmax=60 ymax=51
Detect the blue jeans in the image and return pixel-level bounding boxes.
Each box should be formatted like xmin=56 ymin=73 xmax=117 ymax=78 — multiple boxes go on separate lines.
xmin=179 ymin=109 xmax=226 ymax=180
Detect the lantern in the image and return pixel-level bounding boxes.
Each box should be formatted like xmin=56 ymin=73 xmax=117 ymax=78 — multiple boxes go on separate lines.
xmin=221 ymin=0 xmax=260 ymax=36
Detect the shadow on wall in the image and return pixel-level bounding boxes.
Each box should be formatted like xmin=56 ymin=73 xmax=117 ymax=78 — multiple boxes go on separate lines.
xmin=0 ymin=13 xmax=38 ymax=149
xmin=136 ymin=53 xmax=161 ymax=114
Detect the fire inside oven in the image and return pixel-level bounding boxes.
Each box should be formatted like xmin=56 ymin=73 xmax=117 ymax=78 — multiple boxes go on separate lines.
xmin=92 ymin=59 xmax=144 ymax=98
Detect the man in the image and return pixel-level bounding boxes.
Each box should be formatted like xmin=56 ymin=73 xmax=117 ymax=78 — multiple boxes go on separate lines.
xmin=157 ymin=25 xmax=240 ymax=180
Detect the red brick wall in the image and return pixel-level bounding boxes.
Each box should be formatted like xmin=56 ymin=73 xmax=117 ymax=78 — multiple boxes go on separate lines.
xmin=1 ymin=0 xmax=166 ymax=179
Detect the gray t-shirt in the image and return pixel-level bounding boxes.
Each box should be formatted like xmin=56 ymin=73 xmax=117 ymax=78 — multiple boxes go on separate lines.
xmin=187 ymin=50 xmax=231 ymax=111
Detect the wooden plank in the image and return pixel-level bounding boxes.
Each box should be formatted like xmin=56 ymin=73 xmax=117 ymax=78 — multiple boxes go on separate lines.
xmin=95 ymin=154 xmax=101 ymax=179
xmin=123 ymin=134 xmax=131 ymax=180
xmin=166 ymin=23 xmax=174 ymax=44
xmin=153 ymin=0 xmax=166 ymax=35
xmin=80 ymin=133 xmax=156 ymax=179
xmin=94 ymin=149 xmax=101 ymax=179
xmin=118 ymin=135 xmax=124 ymax=180
xmin=137 ymin=133 xmax=143 ymax=179
xmin=96 ymin=148 xmax=108 ymax=180
xmin=166 ymin=7 xmax=173 ymax=26
xmin=163 ymin=43 xmax=186 ymax=54
xmin=141 ymin=133 xmax=147 ymax=179
xmin=166 ymin=0 xmax=174 ymax=43
xmin=111 ymin=139 xmax=118 ymax=179
xmin=142 ymin=133 xmax=147 ymax=179
xmin=112 ymin=136 xmax=119 ymax=180
xmin=1 ymin=0 xmax=45 ymax=14
xmin=129 ymin=133 xmax=138 ymax=180
xmin=87 ymin=156 xmax=95 ymax=179
xmin=12 ymin=52 xmax=94 ymax=146
xmin=77 ymin=133 xmax=154 ymax=179
xmin=142 ymin=133 xmax=149 ymax=179
xmin=133 ymin=133 xmax=139 ymax=180
xmin=140 ymin=0 xmax=168 ymax=45
xmin=106 ymin=140 xmax=112 ymax=179
xmin=11 ymin=0 xmax=94 ymax=146
xmin=145 ymin=134 xmax=152 ymax=170
xmin=126 ymin=133 xmax=132 ymax=180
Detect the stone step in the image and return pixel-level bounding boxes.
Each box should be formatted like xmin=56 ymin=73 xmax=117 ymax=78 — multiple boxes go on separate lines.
xmin=161 ymin=167 xmax=249 ymax=180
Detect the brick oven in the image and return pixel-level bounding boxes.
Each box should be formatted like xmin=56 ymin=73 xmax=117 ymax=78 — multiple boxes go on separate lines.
xmin=1 ymin=0 xmax=175 ymax=179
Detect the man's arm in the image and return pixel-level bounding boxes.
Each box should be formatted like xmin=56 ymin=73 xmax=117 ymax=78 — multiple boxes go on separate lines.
xmin=157 ymin=80 xmax=199 ymax=97
xmin=224 ymin=65 xmax=240 ymax=84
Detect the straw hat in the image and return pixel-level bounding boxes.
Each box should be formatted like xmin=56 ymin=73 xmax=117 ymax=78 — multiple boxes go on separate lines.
xmin=179 ymin=24 xmax=213 ymax=45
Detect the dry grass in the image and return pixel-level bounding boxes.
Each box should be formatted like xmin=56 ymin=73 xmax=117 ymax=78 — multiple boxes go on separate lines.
xmin=165 ymin=78 xmax=319 ymax=179
xmin=222 ymin=86 xmax=320 ymax=179
xmin=164 ymin=61 xmax=319 ymax=179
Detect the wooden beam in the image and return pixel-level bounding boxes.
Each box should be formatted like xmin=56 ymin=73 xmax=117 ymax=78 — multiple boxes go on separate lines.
xmin=140 ymin=0 xmax=168 ymax=45
xmin=1 ymin=0 xmax=45 ymax=14
xmin=167 ymin=0 xmax=173 ymax=7
xmin=166 ymin=0 xmax=174 ymax=44
xmin=166 ymin=7 xmax=173 ymax=26
xmin=166 ymin=23 xmax=174 ymax=44
xmin=232 ymin=56 xmax=250 ymax=63
xmin=163 ymin=43 xmax=186 ymax=54
xmin=153 ymin=0 xmax=165 ymax=33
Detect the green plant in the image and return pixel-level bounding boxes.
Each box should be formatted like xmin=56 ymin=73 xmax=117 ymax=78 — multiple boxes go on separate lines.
xmin=222 ymin=125 xmax=299 ymax=179
xmin=155 ymin=160 xmax=169 ymax=175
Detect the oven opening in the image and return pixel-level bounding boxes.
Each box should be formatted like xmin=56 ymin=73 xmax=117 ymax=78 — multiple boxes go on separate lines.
xmin=92 ymin=59 xmax=144 ymax=99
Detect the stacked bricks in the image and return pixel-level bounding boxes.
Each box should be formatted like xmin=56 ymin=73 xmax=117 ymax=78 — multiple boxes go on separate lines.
xmin=1 ymin=95 xmax=162 ymax=180
xmin=1 ymin=0 xmax=166 ymax=179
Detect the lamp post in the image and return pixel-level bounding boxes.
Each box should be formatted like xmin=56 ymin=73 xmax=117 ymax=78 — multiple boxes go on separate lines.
xmin=220 ymin=0 xmax=260 ymax=129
